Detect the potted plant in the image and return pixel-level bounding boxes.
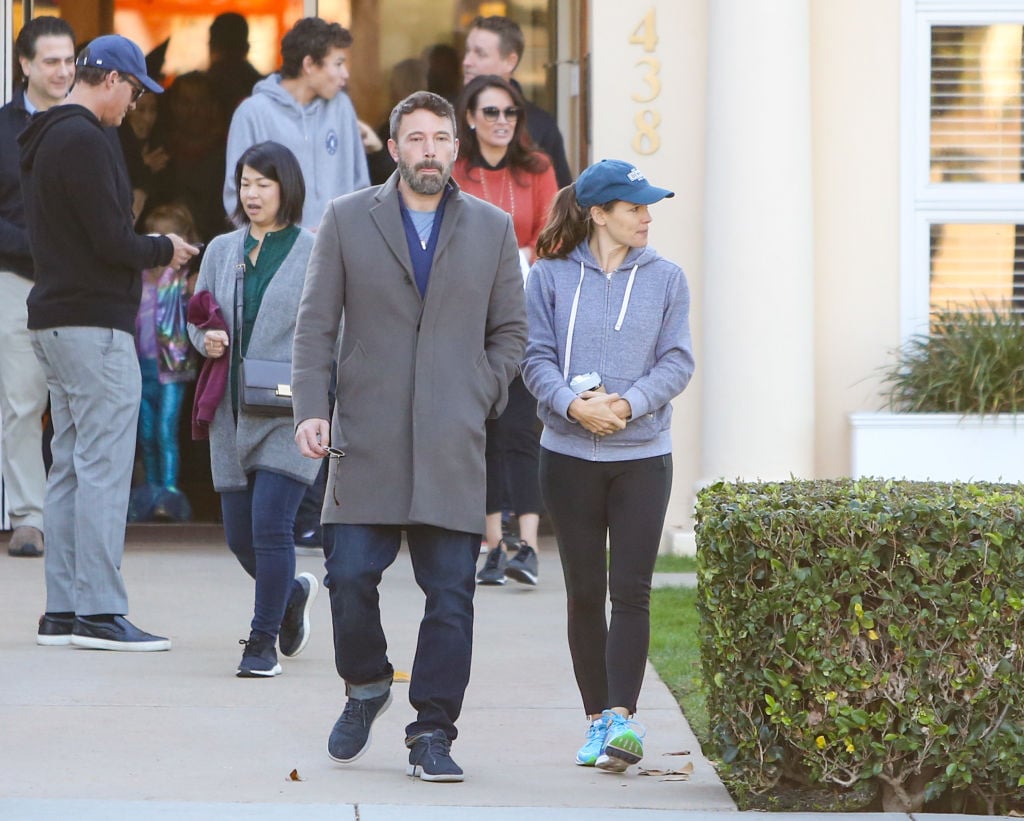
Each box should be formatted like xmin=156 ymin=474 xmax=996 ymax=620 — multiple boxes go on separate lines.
xmin=849 ymin=305 xmax=1024 ymax=481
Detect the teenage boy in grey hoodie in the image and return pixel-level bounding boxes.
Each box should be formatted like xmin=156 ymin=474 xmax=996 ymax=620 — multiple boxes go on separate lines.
xmin=223 ymin=17 xmax=369 ymax=230
xmin=522 ymin=159 xmax=694 ymax=774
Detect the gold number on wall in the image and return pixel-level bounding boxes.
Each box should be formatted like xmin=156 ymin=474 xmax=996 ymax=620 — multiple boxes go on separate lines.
xmin=631 ymin=57 xmax=662 ymax=103
xmin=632 ymin=109 xmax=662 ymax=155
xmin=630 ymin=8 xmax=661 ymax=155
xmin=629 ymin=8 xmax=658 ymax=53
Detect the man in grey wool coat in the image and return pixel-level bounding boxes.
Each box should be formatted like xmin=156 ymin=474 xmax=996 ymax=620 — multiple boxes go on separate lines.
xmin=291 ymin=90 xmax=527 ymax=782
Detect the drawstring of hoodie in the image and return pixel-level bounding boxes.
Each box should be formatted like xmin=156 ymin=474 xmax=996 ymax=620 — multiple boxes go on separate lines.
xmin=563 ymin=260 xmax=639 ymax=379
xmin=562 ymin=260 xmax=586 ymax=380
xmin=614 ymin=264 xmax=638 ymax=331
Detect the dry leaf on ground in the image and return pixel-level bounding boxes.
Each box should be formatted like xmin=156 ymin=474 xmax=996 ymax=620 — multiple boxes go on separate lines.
xmin=638 ymin=761 xmax=694 ymax=780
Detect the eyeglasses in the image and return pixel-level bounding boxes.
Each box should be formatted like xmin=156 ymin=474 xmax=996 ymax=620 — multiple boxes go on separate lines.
xmin=479 ymin=105 xmax=520 ymax=123
xmin=120 ymin=74 xmax=146 ymax=103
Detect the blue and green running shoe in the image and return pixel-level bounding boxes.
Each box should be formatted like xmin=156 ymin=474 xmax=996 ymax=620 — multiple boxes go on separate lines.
xmin=596 ymin=710 xmax=645 ymax=772
xmin=575 ymin=713 xmax=611 ymax=766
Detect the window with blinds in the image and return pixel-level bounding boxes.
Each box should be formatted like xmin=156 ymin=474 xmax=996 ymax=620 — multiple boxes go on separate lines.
xmin=905 ymin=10 xmax=1024 ymax=329
xmin=929 ymin=222 xmax=1024 ymax=312
xmin=930 ymin=25 xmax=1023 ymax=185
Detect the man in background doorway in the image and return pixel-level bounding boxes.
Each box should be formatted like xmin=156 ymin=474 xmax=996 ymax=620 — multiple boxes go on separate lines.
xmin=462 ymin=15 xmax=572 ymax=187
xmin=206 ymin=12 xmax=263 ymax=117
xmin=0 ymin=16 xmax=76 ymax=558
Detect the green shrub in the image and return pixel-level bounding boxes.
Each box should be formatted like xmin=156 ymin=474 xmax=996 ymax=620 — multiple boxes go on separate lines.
xmin=881 ymin=305 xmax=1024 ymax=414
xmin=695 ymin=479 xmax=1024 ymax=814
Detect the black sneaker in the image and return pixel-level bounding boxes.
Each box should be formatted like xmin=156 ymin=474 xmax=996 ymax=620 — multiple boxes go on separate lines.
xmin=328 ymin=684 xmax=393 ymax=763
xmin=505 ymin=542 xmax=539 ymax=586
xmin=36 ymin=612 xmax=74 ymax=646
xmin=71 ymin=615 xmax=171 ymax=652
xmin=279 ymin=572 xmax=318 ymax=657
xmin=237 ymin=630 xmax=282 ymax=677
xmin=406 ymin=729 xmax=464 ymax=782
xmin=476 ymin=543 xmax=509 ymax=585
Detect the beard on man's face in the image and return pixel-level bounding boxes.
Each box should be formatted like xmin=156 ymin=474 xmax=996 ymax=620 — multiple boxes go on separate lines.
xmin=398 ymin=158 xmax=450 ymax=195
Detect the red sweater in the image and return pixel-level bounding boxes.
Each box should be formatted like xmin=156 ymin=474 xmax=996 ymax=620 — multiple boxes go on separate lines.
xmin=453 ymin=155 xmax=558 ymax=261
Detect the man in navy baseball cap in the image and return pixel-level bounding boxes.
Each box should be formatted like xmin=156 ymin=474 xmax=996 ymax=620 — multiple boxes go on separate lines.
xmin=575 ymin=158 xmax=674 ymax=208
xmin=76 ymin=34 xmax=164 ymax=95
xmin=18 ymin=31 xmax=198 ymax=652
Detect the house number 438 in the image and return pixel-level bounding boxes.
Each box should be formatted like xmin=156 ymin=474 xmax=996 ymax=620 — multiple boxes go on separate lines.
xmin=630 ymin=8 xmax=661 ymax=155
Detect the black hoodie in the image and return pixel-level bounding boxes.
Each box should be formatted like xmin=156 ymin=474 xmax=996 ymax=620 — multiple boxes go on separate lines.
xmin=18 ymin=103 xmax=173 ymax=333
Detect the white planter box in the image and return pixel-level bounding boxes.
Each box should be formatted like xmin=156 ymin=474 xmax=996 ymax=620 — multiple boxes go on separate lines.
xmin=849 ymin=412 xmax=1024 ymax=483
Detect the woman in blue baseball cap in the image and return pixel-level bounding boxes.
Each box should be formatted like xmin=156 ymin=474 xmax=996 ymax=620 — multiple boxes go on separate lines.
xmin=521 ymin=159 xmax=695 ymax=772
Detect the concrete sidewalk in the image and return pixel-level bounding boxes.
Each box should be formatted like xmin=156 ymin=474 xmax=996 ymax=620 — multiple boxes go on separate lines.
xmin=0 ymin=524 xmax=730 ymax=819
xmin=0 ymin=526 xmax=1003 ymax=820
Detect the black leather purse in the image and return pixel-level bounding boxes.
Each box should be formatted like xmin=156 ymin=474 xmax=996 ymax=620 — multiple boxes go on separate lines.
xmin=234 ymin=238 xmax=293 ymax=417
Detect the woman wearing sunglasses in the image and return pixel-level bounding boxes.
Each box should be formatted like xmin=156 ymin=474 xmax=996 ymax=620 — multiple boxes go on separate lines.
xmin=453 ymin=74 xmax=558 ymax=588
xmin=522 ymin=160 xmax=694 ymax=771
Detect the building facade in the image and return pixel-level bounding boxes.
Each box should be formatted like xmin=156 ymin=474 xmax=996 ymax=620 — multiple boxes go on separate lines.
xmin=2 ymin=1 xmax=1021 ymax=540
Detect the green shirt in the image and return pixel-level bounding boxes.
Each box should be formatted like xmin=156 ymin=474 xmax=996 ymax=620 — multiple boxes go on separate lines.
xmin=231 ymin=224 xmax=300 ymax=411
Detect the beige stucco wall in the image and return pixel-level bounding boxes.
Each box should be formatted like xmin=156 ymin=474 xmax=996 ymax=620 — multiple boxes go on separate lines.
xmin=589 ymin=0 xmax=708 ymax=531
xmin=587 ymin=0 xmax=905 ymax=534
xmin=810 ymin=0 xmax=902 ymax=477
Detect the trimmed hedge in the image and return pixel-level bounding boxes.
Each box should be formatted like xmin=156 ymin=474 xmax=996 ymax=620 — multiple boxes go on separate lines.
xmin=695 ymin=479 xmax=1024 ymax=814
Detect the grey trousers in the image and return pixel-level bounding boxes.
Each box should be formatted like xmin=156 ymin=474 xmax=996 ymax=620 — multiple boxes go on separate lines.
xmin=31 ymin=327 xmax=141 ymax=616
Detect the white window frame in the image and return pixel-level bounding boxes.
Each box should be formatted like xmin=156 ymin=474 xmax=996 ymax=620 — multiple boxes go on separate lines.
xmin=900 ymin=0 xmax=1024 ymax=338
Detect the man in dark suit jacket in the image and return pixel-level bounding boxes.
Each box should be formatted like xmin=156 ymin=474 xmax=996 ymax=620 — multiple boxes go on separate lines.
xmin=462 ymin=15 xmax=573 ymax=187
xmin=0 ymin=16 xmax=75 ymax=559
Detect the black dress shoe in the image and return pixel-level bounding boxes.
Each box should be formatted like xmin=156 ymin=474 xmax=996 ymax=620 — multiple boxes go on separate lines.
xmin=71 ymin=615 xmax=171 ymax=652
xmin=37 ymin=612 xmax=74 ymax=646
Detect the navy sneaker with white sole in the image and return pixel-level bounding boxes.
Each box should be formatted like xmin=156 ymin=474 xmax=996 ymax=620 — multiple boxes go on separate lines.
xmin=279 ymin=572 xmax=318 ymax=657
xmin=406 ymin=729 xmax=464 ymax=782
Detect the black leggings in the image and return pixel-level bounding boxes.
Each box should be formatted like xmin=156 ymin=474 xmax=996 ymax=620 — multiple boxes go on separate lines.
xmin=485 ymin=376 xmax=542 ymax=515
xmin=539 ymin=448 xmax=672 ymax=715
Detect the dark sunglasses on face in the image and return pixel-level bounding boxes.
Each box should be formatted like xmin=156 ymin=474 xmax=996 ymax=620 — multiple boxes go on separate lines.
xmin=479 ymin=105 xmax=520 ymax=123
xmin=121 ymin=74 xmax=146 ymax=103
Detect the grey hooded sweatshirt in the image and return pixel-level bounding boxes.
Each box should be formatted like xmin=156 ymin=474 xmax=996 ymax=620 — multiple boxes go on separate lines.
xmin=224 ymin=74 xmax=370 ymax=230
xmin=522 ymin=241 xmax=695 ymax=462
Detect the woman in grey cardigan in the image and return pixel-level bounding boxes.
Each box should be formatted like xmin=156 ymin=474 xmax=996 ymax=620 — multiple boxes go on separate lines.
xmin=188 ymin=141 xmax=320 ymax=678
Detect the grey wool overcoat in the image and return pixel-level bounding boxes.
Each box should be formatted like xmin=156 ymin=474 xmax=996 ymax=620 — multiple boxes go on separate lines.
xmin=291 ymin=174 xmax=527 ymax=535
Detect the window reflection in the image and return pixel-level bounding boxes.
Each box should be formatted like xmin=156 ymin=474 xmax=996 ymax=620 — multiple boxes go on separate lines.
xmin=930 ymin=25 xmax=1024 ymax=184
xmin=929 ymin=222 xmax=1024 ymax=313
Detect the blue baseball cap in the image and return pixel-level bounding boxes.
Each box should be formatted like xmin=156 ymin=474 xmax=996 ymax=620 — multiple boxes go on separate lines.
xmin=575 ymin=159 xmax=674 ymax=208
xmin=76 ymin=34 xmax=164 ymax=94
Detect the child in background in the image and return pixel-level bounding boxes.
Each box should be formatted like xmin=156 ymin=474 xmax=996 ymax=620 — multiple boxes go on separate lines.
xmin=130 ymin=202 xmax=200 ymax=522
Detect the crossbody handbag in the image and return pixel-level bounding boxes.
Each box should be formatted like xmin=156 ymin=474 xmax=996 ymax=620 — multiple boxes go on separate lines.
xmin=234 ymin=235 xmax=293 ymax=416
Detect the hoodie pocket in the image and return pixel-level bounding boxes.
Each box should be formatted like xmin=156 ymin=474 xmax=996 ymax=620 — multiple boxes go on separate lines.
xmin=603 ymin=374 xmax=665 ymax=445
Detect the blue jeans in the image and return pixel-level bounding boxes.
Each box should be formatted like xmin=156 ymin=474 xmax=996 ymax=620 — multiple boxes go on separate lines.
xmin=221 ymin=470 xmax=307 ymax=638
xmin=323 ymin=523 xmax=479 ymax=740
